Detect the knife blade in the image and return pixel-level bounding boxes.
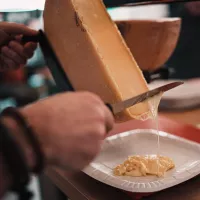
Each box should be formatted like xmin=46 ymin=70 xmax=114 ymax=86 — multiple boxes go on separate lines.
xmin=106 ymin=81 xmax=183 ymax=114
xmin=22 ymin=31 xmax=183 ymax=115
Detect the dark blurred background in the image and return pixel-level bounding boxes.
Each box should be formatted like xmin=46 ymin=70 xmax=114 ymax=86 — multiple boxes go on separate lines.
xmin=167 ymin=3 xmax=200 ymax=79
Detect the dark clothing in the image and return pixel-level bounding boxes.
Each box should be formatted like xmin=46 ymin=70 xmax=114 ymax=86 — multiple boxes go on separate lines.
xmin=167 ymin=4 xmax=200 ymax=79
xmin=103 ymin=0 xmax=132 ymax=7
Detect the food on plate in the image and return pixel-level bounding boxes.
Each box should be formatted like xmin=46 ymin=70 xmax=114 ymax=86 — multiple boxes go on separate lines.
xmin=113 ymin=155 xmax=175 ymax=177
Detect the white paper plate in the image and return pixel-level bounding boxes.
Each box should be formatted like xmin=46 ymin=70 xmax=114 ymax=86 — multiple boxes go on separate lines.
xmin=83 ymin=130 xmax=200 ymax=193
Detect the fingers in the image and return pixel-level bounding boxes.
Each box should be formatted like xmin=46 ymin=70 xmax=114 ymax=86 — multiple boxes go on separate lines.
xmin=9 ymin=41 xmax=37 ymax=59
xmin=87 ymin=92 xmax=114 ymax=134
xmin=9 ymin=41 xmax=27 ymax=58
xmin=0 ymin=40 xmax=37 ymax=70
xmin=24 ymin=42 xmax=37 ymax=58
xmin=0 ymin=54 xmax=16 ymax=70
xmin=0 ymin=22 xmax=38 ymax=71
xmin=1 ymin=46 xmax=26 ymax=65
xmin=1 ymin=22 xmax=38 ymax=36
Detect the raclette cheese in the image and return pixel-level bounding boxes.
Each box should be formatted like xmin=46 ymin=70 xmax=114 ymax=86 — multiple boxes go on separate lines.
xmin=116 ymin=19 xmax=181 ymax=71
xmin=43 ymin=0 xmax=150 ymax=122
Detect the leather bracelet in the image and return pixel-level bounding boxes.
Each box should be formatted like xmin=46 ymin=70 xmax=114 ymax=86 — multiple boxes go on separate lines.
xmin=0 ymin=119 xmax=33 ymax=200
xmin=1 ymin=107 xmax=44 ymax=174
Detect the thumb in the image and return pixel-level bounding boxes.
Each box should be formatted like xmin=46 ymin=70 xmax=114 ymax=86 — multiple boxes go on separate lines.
xmin=0 ymin=22 xmax=38 ymax=36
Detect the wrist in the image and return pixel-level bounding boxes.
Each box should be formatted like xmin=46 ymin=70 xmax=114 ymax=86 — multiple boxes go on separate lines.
xmin=19 ymin=107 xmax=54 ymax=168
xmin=2 ymin=116 xmax=36 ymax=172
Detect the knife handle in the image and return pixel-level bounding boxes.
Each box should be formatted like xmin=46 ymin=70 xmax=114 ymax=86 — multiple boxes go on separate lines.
xmin=21 ymin=35 xmax=40 ymax=44
xmin=105 ymin=103 xmax=114 ymax=115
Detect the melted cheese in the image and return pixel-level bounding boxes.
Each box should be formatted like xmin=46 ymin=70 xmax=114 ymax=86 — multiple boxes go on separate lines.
xmin=114 ymin=155 xmax=175 ymax=177
xmin=113 ymin=93 xmax=175 ymax=177
xmin=43 ymin=0 xmax=151 ymax=122
xmin=148 ymin=92 xmax=163 ymax=175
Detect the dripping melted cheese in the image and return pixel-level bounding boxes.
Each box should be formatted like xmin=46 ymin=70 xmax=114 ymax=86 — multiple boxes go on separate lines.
xmin=113 ymin=93 xmax=175 ymax=177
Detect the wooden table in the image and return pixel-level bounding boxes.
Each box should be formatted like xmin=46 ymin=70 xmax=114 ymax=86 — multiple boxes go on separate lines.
xmin=46 ymin=110 xmax=200 ymax=200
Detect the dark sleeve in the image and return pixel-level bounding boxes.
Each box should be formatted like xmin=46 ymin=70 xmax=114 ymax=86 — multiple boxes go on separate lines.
xmin=167 ymin=4 xmax=200 ymax=79
xmin=103 ymin=0 xmax=133 ymax=7
xmin=0 ymin=153 xmax=11 ymax=198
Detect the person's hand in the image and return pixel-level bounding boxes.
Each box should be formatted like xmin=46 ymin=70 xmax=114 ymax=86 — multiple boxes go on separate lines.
xmin=0 ymin=22 xmax=38 ymax=71
xmin=20 ymin=92 xmax=114 ymax=171
xmin=185 ymin=2 xmax=200 ymax=16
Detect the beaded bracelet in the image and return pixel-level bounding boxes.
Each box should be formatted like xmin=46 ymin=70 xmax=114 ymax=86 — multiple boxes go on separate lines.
xmin=0 ymin=119 xmax=33 ymax=200
xmin=1 ymin=107 xmax=44 ymax=174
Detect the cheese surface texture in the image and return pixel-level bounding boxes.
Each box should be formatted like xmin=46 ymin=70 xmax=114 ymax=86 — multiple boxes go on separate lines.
xmin=44 ymin=0 xmax=150 ymax=122
xmin=116 ymin=19 xmax=181 ymax=71
xmin=114 ymin=155 xmax=175 ymax=177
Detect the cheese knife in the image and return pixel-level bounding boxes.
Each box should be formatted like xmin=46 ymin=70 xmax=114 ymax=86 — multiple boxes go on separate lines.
xmin=106 ymin=81 xmax=183 ymax=114
xmin=22 ymin=30 xmax=183 ymax=114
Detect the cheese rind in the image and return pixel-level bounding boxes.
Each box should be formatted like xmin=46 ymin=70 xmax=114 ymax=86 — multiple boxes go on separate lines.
xmin=44 ymin=0 xmax=150 ymax=122
xmin=116 ymin=18 xmax=181 ymax=71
